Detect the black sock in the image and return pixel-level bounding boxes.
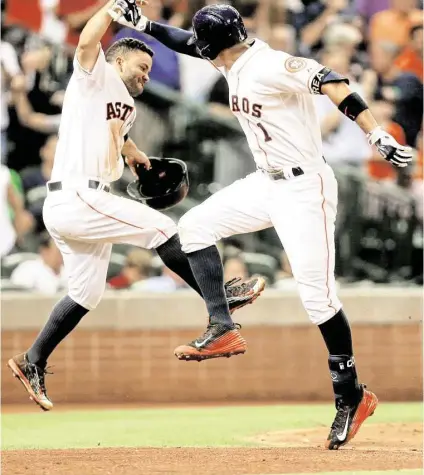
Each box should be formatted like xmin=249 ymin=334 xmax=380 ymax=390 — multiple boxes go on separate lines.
xmin=318 ymin=308 xmax=353 ymax=355
xmin=186 ymin=245 xmax=233 ymax=326
xmin=27 ymin=295 xmax=89 ymax=368
xmin=318 ymin=309 xmax=360 ymax=404
xmin=156 ymin=234 xmax=203 ymax=297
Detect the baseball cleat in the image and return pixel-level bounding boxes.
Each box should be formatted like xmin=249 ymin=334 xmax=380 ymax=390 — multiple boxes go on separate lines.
xmin=225 ymin=276 xmax=266 ymax=314
xmin=174 ymin=323 xmax=247 ymax=361
xmin=325 ymin=384 xmax=378 ymax=450
xmin=7 ymin=353 xmax=53 ymax=411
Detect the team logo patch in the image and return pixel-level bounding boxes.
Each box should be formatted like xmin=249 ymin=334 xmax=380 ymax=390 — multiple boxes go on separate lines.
xmin=285 ymin=57 xmax=307 ymax=73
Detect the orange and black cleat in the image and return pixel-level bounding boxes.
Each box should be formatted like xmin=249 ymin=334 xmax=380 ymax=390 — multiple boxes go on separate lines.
xmin=325 ymin=384 xmax=378 ymax=450
xmin=8 ymin=353 xmax=53 ymax=411
xmin=225 ymin=276 xmax=266 ymax=314
xmin=174 ymin=323 xmax=247 ymax=361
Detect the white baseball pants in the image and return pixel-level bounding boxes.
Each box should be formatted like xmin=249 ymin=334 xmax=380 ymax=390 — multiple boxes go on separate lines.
xmin=178 ymin=163 xmax=342 ymax=325
xmin=43 ymin=187 xmax=176 ymax=310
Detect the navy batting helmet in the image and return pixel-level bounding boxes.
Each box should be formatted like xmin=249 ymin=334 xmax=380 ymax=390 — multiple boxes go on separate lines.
xmin=127 ymin=158 xmax=189 ymax=210
xmin=187 ymin=4 xmax=247 ymax=60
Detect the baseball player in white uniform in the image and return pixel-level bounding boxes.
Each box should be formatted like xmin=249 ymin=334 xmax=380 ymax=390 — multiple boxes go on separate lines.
xmin=7 ymin=0 xmax=265 ymax=413
xmin=115 ymin=3 xmax=413 ymax=449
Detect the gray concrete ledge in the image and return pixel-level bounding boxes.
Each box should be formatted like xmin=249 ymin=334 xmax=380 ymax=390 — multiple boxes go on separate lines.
xmin=1 ymin=287 xmax=421 ymax=330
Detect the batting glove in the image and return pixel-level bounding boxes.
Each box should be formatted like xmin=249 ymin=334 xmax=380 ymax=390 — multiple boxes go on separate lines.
xmin=367 ymin=126 xmax=413 ymax=168
xmin=108 ymin=0 xmax=141 ymax=27
xmin=108 ymin=0 xmax=146 ymax=29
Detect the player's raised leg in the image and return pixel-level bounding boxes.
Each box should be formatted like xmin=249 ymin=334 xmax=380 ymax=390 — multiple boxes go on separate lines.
xmin=270 ymin=164 xmax=378 ymax=449
xmin=175 ymin=172 xmax=270 ymax=361
xmin=72 ymin=188 xmax=264 ymax=309
xmin=8 ymin=238 xmax=112 ymax=411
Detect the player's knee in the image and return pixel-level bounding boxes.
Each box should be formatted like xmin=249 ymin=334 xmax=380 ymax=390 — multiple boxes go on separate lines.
xmin=68 ymin=284 xmax=105 ymax=311
xmin=152 ymin=215 xmax=178 ymax=248
xmin=303 ymin=299 xmax=342 ymax=326
xmin=178 ymin=208 xmax=215 ymax=253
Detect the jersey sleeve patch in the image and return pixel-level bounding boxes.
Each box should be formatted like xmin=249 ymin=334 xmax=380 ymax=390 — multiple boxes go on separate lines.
xmin=284 ymin=57 xmax=307 ymax=73
xmin=309 ymin=67 xmax=350 ymax=95
xmin=309 ymin=67 xmax=330 ymax=95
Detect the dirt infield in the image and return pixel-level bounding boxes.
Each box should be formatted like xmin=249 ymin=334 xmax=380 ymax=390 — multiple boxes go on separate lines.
xmin=247 ymin=422 xmax=423 ymax=451
xmin=2 ymin=423 xmax=422 ymax=475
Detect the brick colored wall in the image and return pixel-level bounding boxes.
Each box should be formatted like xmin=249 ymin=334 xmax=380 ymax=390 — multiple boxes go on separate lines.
xmin=2 ymin=324 xmax=422 ymax=404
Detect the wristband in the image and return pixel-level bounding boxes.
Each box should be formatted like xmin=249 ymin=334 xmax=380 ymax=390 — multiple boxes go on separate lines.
xmin=338 ymin=92 xmax=368 ymax=121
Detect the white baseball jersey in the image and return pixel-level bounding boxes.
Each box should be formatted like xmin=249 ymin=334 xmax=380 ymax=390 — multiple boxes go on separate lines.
xmin=43 ymin=46 xmax=177 ymax=311
xmin=179 ymin=40 xmax=345 ymax=325
xmin=222 ymin=39 xmax=327 ymax=170
xmin=51 ymin=47 xmax=136 ymax=183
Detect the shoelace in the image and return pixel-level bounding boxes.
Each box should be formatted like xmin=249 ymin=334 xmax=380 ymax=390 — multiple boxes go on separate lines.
xmin=195 ymin=322 xmax=242 ymax=342
xmin=40 ymin=367 xmax=54 ymax=394
xmin=26 ymin=362 xmax=53 ymax=394
xmin=225 ymin=278 xmax=251 ymax=297
xmin=331 ymin=403 xmax=350 ymax=432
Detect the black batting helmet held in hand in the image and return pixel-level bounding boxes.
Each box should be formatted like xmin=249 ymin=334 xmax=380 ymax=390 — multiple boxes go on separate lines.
xmin=127 ymin=157 xmax=189 ymax=210
xmin=187 ymin=4 xmax=247 ymax=60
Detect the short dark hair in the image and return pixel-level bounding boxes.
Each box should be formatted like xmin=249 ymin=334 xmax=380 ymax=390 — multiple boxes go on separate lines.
xmin=105 ymin=38 xmax=154 ymax=62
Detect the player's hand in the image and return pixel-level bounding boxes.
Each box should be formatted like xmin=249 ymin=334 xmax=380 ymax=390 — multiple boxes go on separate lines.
xmin=125 ymin=150 xmax=151 ymax=176
xmin=367 ymin=126 xmax=412 ymax=168
xmin=109 ymin=0 xmax=148 ymax=30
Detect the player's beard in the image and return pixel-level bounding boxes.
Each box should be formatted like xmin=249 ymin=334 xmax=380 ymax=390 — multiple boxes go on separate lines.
xmin=124 ymin=76 xmax=143 ymax=97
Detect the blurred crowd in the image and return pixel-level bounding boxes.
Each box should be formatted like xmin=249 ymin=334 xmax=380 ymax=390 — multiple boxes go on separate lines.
xmin=0 ymin=0 xmax=423 ymax=293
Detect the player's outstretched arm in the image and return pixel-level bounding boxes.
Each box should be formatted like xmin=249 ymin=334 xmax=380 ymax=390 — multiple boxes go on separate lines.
xmin=322 ymin=81 xmax=412 ymax=168
xmin=77 ymin=0 xmax=116 ymax=71
xmin=145 ymin=22 xmax=201 ymax=58
xmin=113 ymin=9 xmax=201 ymax=58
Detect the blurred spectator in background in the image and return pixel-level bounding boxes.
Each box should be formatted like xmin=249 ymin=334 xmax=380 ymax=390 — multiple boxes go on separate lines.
xmin=10 ymin=74 xmax=62 ymax=134
xmin=369 ymin=0 xmax=423 ymax=47
xmin=223 ymin=255 xmax=249 ymax=282
xmin=369 ymin=40 xmax=423 ymax=147
xmin=293 ymin=0 xmax=357 ymax=55
xmin=354 ymin=0 xmax=389 ymax=24
xmin=267 ymin=23 xmax=296 ymax=55
xmin=10 ymin=232 xmax=65 ymax=294
xmin=315 ymin=47 xmax=371 ymax=167
xmin=0 ymin=164 xmax=34 ymax=257
xmin=1 ymin=0 xmax=422 ymax=287
xmin=112 ymin=0 xmax=180 ymax=91
xmin=20 ymin=135 xmax=57 ymax=232
xmin=133 ymin=264 xmax=189 ymax=292
xmin=322 ymin=22 xmax=366 ymax=78
xmin=58 ymin=0 xmax=112 ymax=48
xmin=411 ymin=130 xmax=423 ymax=220
xmin=108 ymin=249 xmax=153 ymax=290
xmin=1 ymin=39 xmax=22 ymax=163
xmin=395 ymin=24 xmax=423 ymax=82
xmin=7 ymin=40 xmax=65 ymax=171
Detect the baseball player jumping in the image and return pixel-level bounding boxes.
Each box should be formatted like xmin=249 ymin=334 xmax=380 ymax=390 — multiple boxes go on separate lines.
xmin=7 ymin=0 xmax=265 ymax=413
xmin=115 ymin=3 xmax=413 ymax=449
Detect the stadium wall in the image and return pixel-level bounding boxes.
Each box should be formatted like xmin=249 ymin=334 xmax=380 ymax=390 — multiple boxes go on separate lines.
xmin=1 ymin=289 xmax=422 ymax=404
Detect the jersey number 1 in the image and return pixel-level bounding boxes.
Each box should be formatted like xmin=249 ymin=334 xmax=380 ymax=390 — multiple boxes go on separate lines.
xmin=257 ymin=123 xmax=272 ymax=142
